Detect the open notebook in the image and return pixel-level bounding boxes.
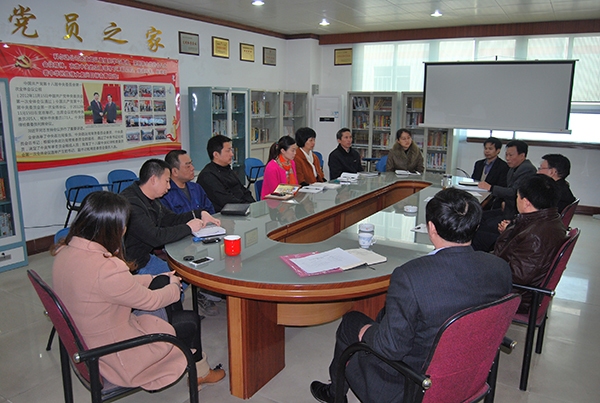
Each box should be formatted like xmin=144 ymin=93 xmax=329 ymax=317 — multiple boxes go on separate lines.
xmin=280 ymin=247 xmax=387 ymax=277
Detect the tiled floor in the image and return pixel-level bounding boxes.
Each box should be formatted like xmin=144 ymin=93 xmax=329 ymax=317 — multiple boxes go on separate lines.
xmin=0 ymin=215 xmax=598 ymax=403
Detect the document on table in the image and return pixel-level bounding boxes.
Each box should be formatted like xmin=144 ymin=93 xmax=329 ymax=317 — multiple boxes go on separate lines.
xmin=289 ymin=247 xmax=364 ymax=274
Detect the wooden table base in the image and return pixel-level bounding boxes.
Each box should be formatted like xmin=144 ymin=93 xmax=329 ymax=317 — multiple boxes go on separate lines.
xmin=226 ymin=293 xmax=386 ymax=399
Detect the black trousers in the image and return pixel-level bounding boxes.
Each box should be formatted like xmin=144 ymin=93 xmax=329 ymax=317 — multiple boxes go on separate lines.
xmin=328 ymin=311 xmax=374 ymax=399
xmin=148 ymin=276 xmax=202 ymax=357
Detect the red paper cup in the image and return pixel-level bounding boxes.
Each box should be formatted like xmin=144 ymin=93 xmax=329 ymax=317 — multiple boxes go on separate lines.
xmin=224 ymin=235 xmax=241 ymax=256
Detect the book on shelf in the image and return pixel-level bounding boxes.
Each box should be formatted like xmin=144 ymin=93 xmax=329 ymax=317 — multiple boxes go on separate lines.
xmin=0 ymin=212 xmax=13 ymax=237
xmin=280 ymin=247 xmax=387 ymax=277
xmin=263 ymin=184 xmax=301 ymax=200
xmin=0 ymin=178 xmax=5 ymax=200
xmin=283 ymin=101 xmax=294 ymax=117
xmin=352 ymin=96 xmax=370 ymax=110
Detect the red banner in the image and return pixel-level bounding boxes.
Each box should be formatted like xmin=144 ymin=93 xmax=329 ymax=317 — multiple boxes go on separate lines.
xmin=0 ymin=43 xmax=181 ymax=171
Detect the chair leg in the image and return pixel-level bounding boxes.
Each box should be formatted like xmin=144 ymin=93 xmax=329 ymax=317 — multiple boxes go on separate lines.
xmin=484 ymin=350 xmax=500 ymax=403
xmin=59 ymin=341 xmax=74 ymax=403
xmin=519 ymin=292 xmax=542 ymax=391
xmin=46 ymin=326 xmax=56 ymax=351
xmin=535 ymin=315 xmax=547 ymax=354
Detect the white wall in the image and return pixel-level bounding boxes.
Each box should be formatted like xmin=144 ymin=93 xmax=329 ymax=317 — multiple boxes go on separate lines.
xmin=1 ymin=0 xmax=597 ymax=242
xmin=0 ymin=0 xmax=293 ymax=240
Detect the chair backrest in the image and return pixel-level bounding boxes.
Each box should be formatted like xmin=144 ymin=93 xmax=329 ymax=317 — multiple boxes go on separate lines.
xmin=376 ymin=156 xmax=388 ymax=173
xmin=420 ymin=294 xmax=521 ymax=403
xmin=560 ymin=198 xmax=579 ymax=228
xmin=245 ymin=158 xmax=265 ymax=181
xmin=534 ymin=228 xmax=581 ymax=321
xmin=27 ymin=270 xmax=93 ymax=385
xmin=54 ymin=227 xmax=70 ymax=244
xmin=65 ymin=175 xmax=101 ymax=203
xmin=107 ymin=169 xmax=138 ymax=193
xmin=255 ymin=179 xmax=263 ymax=201
xmin=313 ymin=151 xmax=324 ymax=168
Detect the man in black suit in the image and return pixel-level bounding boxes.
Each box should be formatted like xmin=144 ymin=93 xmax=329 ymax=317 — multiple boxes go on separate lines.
xmin=471 ymin=137 xmax=508 ymax=187
xmin=310 ymin=189 xmax=512 ymax=403
xmin=103 ymin=94 xmax=118 ymax=123
xmin=537 ymin=154 xmax=576 ymax=213
xmin=88 ymin=92 xmax=103 ymax=124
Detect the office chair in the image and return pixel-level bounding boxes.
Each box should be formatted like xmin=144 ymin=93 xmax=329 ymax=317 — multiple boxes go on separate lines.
xmin=107 ymin=169 xmax=138 ymax=193
xmin=335 ymin=294 xmax=521 ymax=403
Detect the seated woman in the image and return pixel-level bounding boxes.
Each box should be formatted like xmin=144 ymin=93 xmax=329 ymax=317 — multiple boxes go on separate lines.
xmin=51 ymin=191 xmax=224 ymax=391
xmin=261 ymin=135 xmax=298 ymax=198
xmin=294 ymin=127 xmax=325 ymax=186
xmin=386 ymin=128 xmax=424 ymax=173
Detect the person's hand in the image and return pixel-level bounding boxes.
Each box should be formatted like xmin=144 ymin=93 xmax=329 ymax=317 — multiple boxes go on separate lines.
xmin=201 ymin=210 xmax=221 ymax=227
xmin=478 ymin=181 xmax=491 ymax=191
xmin=498 ymin=220 xmax=511 ymax=233
xmin=186 ymin=218 xmax=204 ymax=232
xmin=166 ymin=271 xmax=182 ymax=291
xmin=358 ymin=324 xmax=372 ymax=341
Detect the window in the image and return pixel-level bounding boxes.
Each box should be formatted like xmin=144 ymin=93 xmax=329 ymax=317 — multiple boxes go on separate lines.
xmin=353 ymin=34 xmax=600 ymax=144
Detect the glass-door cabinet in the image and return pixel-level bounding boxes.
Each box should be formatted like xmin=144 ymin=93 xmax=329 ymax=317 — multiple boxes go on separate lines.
xmin=348 ymin=92 xmax=400 ymax=167
xmin=0 ymin=79 xmax=27 ymax=273
xmin=189 ymin=87 xmax=248 ymax=182
xmin=249 ymin=90 xmax=280 ymax=162
xmin=282 ymin=91 xmax=308 ymax=137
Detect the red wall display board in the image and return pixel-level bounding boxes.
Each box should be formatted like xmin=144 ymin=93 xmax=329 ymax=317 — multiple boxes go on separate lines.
xmin=0 ymin=43 xmax=181 ymax=171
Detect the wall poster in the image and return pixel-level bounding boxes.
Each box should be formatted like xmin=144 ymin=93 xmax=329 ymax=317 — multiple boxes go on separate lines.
xmin=0 ymin=43 xmax=181 ymax=171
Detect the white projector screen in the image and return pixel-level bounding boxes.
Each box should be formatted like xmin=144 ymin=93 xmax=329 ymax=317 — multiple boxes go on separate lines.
xmin=422 ymin=61 xmax=575 ymax=133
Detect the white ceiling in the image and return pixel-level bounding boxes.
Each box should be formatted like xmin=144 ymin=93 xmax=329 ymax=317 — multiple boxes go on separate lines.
xmin=131 ymin=0 xmax=600 ymax=36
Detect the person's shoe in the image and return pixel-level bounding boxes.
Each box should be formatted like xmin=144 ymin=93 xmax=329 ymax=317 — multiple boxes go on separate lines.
xmin=197 ymin=293 xmax=219 ymax=316
xmin=197 ymin=366 xmax=226 ymax=387
xmin=310 ymin=381 xmax=347 ymax=403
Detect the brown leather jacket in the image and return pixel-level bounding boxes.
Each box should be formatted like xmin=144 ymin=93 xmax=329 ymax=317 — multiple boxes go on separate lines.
xmin=493 ymin=207 xmax=567 ymax=312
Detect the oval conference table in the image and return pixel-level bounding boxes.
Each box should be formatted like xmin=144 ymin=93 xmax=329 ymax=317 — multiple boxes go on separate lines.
xmin=166 ymin=172 xmax=485 ymax=399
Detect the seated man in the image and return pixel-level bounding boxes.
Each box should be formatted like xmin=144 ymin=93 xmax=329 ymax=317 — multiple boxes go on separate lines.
xmin=197 ymin=135 xmax=255 ymax=213
xmin=311 ymin=188 xmax=512 ymax=403
xmin=161 ymin=149 xmax=215 ymax=215
xmin=471 ymin=136 xmax=509 ymax=187
xmin=494 ymin=174 xmax=568 ymax=313
xmin=472 ymin=139 xmax=537 ymax=251
xmin=122 ymin=159 xmax=220 ymax=277
xmin=537 ymin=153 xmax=576 ymax=213
xmin=161 ymin=150 xmax=221 ymax=316
xmin=328 ymin=128 xmax=363 ymax=180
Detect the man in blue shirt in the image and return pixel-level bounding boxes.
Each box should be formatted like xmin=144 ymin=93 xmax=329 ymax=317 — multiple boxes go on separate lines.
xmin=161 ymin=150 xmax=215 ymax=215
xmin=161 ymin=150 xmax=220 ymax=316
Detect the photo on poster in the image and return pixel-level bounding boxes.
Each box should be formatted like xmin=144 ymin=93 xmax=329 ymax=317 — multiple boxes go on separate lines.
xmin=153 ymin=86 xmax=165 ymax=97
xmin=154 ymin=100 xmax=165 ymax=112
xmin=126 ymin=130 xmax=140 ymax=141
xmin=139 ymin=115 xmax=152 ymax=126
xmin=124 ymin=100 xmax=138 ymax=112
xmin=141 ymin=129 xmax=154 ymax=141
xmin=139 ymin=85 xmax=152 ymax=97
xmin=153 ymin=115 xmax=167 ymax=126
xmin=124 ymin=85 xmax=138 ymax=97
xmin=155 ymin=128 xmax=167 ymax=140
xmin=140 ymin=100 xmax=152 ymax=112
xmin=125 ymin=115 xmax=139 ymax=127
xmin=82 ymin=83 xmax=122 ymax=125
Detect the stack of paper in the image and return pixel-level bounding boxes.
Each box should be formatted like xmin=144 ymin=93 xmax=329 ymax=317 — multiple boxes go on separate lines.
xmin=280 ymin=247 xmax=387 ymax=277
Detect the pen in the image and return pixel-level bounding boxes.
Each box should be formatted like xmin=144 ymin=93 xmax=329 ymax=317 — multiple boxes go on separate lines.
xmin=192 ymin=210 xmax=196 ymax=219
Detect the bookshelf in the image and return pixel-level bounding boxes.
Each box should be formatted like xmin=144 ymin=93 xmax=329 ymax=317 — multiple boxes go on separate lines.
xmin=348 ymin=92 xmax=400 ymax=167
xmin=282 ymin=91 xmax=308 ymax=138
xmin=188 ymin=87 xmax=248 ymax=182
xmin=0 ymin=80 xmax=27 ymax=273
xmin=249 ymin=90 xmax=281 ymax=162
xmin=400 ymin=92 xmax=457 ymax=175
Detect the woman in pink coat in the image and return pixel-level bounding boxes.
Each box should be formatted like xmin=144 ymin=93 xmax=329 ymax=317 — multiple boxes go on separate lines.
xmin=52 ymin=191 xmax=224 ymax=391
xmin=261 ymin=135 xmax=298 ymax=198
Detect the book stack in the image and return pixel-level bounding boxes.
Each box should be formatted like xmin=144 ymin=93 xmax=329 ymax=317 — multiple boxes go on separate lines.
xmin=352 ymin=97 xmax=370 ymax=110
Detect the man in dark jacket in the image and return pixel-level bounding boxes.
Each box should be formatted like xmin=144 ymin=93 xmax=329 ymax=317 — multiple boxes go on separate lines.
xmin=494 ymin=174 xmax=568 ymax=313
xmin=103 ymin=94 xmax=118 ymax=123
xmin=328 ymin=128 xmax=363 ymax=180
xmin=537 ymin=153 xmax=576 ymax=213
xmin=310 ymin=189 xmax=512 ymax=403
xmin=197 ymin=135 xmax=255 ymax=213
xmin=471 ymin=137 xmax=509 ymax=187
xmin=122 ymin=159 xmax=220 ymax=276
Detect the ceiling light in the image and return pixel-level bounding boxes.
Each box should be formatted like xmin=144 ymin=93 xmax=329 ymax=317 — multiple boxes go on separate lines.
xmin=431 ymin=10 xmax=442 ymax=17
xmin=320 ymin=18 xmax=330 ymax=26
xmin=252 ymin=0 xmax=264 ymax=5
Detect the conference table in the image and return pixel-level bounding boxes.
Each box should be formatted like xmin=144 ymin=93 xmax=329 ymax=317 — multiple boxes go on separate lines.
xmin=166 ymin=172 xmax=485 ymax=399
